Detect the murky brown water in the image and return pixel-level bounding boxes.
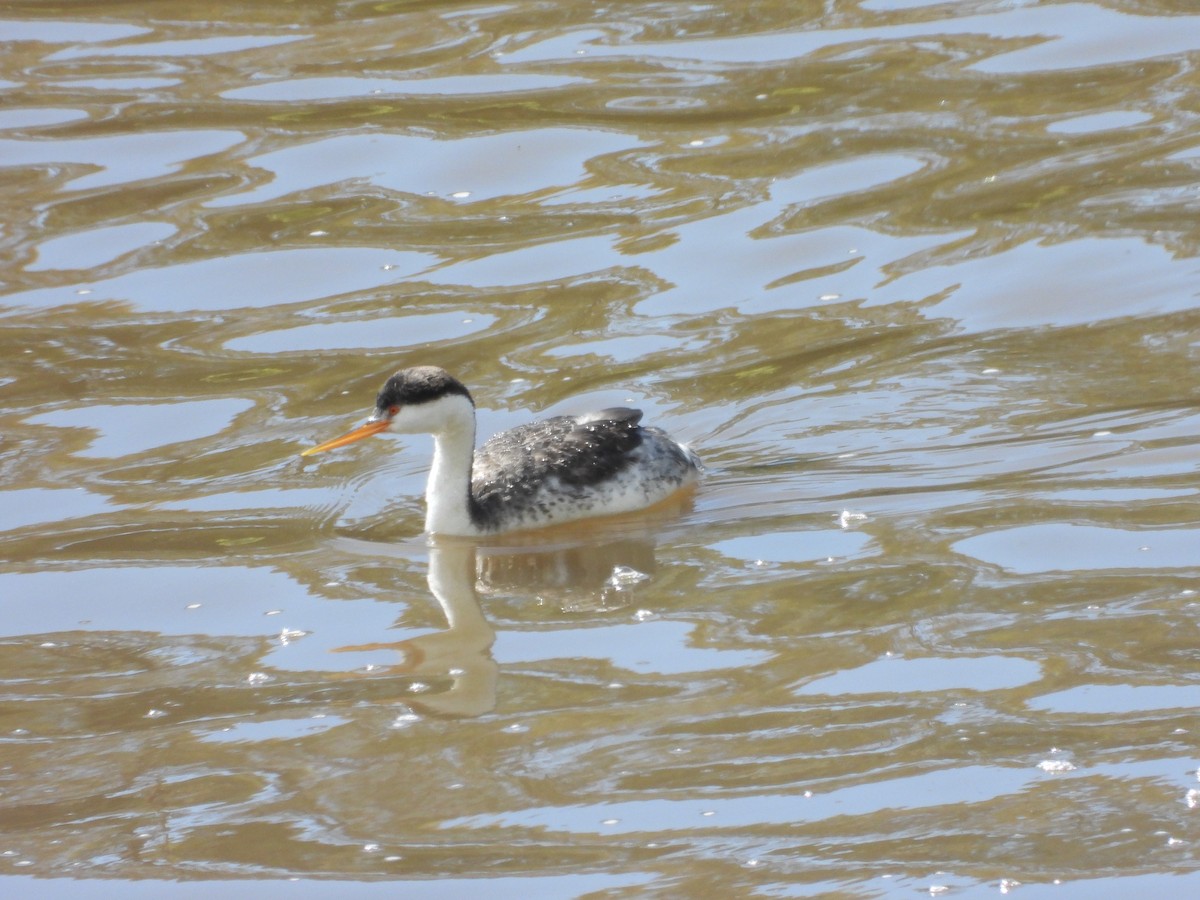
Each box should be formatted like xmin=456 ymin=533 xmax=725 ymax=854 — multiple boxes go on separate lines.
xmin=3 ymin=0 xmax=1200 ymax=895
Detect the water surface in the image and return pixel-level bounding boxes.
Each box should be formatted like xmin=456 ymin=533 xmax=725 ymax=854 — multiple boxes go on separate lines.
xmin=2 ymin=0 xmax=1200 ymax=895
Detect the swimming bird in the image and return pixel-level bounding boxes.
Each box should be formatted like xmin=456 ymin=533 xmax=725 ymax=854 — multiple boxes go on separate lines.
xmin=301 ymin=366 xmax=701 ymax=536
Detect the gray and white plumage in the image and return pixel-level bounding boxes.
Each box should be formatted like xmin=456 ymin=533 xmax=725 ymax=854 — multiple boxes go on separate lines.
xmin=303 ymin=366 xmax=701 ymax=536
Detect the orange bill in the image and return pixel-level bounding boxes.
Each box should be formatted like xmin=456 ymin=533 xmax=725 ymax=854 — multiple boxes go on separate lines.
xmin=300 ymin=418 xmax=390 ymax=457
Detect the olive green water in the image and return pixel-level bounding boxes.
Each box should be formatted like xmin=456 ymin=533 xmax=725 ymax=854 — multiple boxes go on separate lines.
xmin=3 ymin=1 xmax=1200 ymax=896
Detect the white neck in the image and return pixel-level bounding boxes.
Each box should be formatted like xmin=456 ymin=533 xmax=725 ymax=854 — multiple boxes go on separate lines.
xmin=424 ymin=409 xmax=478 ymax=536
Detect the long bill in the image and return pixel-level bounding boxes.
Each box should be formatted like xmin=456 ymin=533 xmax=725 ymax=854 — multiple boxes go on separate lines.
xmin=300 ymin=418 xmax=391 ymax=457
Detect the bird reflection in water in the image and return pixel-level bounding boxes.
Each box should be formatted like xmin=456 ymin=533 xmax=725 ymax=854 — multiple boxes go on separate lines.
xmin=334 ymin=500 xmax=692 ymax=717
xmin=335 ymin=540 xmax=498 ymax=718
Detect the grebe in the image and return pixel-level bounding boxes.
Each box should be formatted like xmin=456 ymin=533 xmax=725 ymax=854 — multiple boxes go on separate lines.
xmin=301 ymin=366 xmax=701 ymax=536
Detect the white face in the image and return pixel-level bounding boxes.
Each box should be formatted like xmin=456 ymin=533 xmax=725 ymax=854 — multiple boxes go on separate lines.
xmin=379 ymin=393 xmax=473 ymax=436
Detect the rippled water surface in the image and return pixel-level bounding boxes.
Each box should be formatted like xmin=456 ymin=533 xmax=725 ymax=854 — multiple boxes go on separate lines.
xmin=3 ymin=0 xmax=1200 ymax=895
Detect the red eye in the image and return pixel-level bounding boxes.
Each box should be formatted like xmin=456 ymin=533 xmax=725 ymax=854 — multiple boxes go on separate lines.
xmin=389 ymin=405 xmax=400 ymax=417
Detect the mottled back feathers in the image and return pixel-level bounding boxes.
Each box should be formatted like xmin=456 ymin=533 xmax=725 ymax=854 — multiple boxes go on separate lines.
xmin=470 ymin=409 xmax=645 ymax=522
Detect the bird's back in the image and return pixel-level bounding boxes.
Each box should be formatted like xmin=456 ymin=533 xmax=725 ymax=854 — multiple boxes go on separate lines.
xmin=469 ymin=408 xmax=697 ymax=531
